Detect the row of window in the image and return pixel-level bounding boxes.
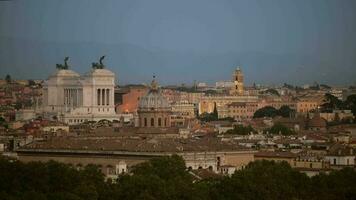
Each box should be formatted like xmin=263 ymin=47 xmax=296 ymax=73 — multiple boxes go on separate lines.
xmin=69 ymin=119 xmax=88 ymax=123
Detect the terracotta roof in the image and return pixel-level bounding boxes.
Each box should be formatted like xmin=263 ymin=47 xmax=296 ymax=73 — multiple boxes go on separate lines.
xmin=20 ymin=135 xmax=252 ymax=153
xmin=308 ymin=115 xmax=327 ymax=128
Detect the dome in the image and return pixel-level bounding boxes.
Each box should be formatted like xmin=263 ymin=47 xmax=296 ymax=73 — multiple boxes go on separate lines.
xmin=88 ymin=68 xmax=115 ymax=77
xmin=308 ymin=115 xmax=327 ymax=128
xmin=138 ymin=90 xmax=171 ymax=110
xmin=138 ymin=77 xmax=170 ymax=111
xmin=50 ymin=69 xmax=80 ymax=78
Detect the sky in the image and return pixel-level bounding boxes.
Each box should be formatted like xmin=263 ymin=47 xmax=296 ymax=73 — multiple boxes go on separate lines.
xmin=0 ymin=0 xmax=356 ymax=86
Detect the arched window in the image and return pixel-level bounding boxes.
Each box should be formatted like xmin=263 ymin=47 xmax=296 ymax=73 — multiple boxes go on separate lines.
xmin=158 ymin=118 xmax=162 ymax=126
xmin=151 ymin=118 xmax=154 ymax=126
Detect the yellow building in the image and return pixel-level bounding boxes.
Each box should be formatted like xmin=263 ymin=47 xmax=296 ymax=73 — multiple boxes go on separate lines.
xmin=171 ymin=100 xmax=196 ymax=119
xmin=219 ymin=102 xmax=259 ymax=120
xmin=230 ymin=66 xmax=244 ymax=96
xmin=199 ymin=67 xmax=258 ymax=116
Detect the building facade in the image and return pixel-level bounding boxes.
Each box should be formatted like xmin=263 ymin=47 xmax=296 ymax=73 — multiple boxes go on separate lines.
xmin=42 ymin=62 xmax=117 ymax=124
xmin=230 ymin=67 xmax=244 ymax=96
xmin=137 ymin=78 xmax=172 ymax=128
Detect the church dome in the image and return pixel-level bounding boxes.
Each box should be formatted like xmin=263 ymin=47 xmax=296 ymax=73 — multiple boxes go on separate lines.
xmin=138 ymin=78 xmax=171 ymax=111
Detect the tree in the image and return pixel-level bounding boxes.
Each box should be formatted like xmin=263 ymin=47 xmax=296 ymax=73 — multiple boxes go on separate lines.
xmin=278 ymin=105 xmax=294 ymax=118
xmin=5 ymin=74 xmax=11 ymax=84
xmin=211 ymin=160 xmax=310 ymax=200
xmin=253 ymin=106 xmax=279 ymax=118
xmin=265 ymin=123 xmax=295 ymax=135
xmin=199 ymin=103 xmax=219 ymax=122
xmin=115 ymin=155 xmax=199 ymax=200
xmin=320 ymin=93 xmax=344 ymax=112
xmin=225 ymin=125 xmax=256 ymax=135
xmin=28 ymin=80 xmax=36 ymax=86
xmin=345 ymin=94 xmax=356 ymax=116
xmin=212 ymin=102 xmax=218 ymax=119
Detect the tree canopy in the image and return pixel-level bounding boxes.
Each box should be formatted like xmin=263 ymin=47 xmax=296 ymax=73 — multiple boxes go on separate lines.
xmin=320 ymin=93 xmax=356 ymax=117
xmin=1 ymin=156 xmax=356 ymax=200
xmin=5 ymin=74 xmax=11 ymax=84
xmin=253 ymin=106 xmax=295 ymax=118
xmin=224 ymin=124 xmax=256 ymax=135
xmin=264 ymin=123 xmax=295 ymax=135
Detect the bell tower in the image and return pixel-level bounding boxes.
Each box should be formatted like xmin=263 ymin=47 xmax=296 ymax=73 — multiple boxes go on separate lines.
xmin=230 ymin=66 xmax=244 ymax=95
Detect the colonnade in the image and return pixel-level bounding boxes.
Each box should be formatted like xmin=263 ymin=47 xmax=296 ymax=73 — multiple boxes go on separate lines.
xmin=64 ymin=88 xmax=83 ymax=107
xmin=97 ymin=88 xmax=111 ymax=106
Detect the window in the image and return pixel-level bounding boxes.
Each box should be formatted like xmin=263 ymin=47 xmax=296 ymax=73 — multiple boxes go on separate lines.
xmin=151 ymin=118 xmax=154 ymax=126
xmin=97 ymin=89 xmax=101 ymax=105
xmin=158 ymin=118 xmax=162 ymax=126
xmin=333 ymin=158 xmax=336 ymax=165
xmin=144 ymin=118 xmax=147 ymax=127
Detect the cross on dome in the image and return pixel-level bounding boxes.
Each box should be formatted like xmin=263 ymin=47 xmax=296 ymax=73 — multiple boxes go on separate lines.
xmin=151 ymin=75 xmax=158 ymax=91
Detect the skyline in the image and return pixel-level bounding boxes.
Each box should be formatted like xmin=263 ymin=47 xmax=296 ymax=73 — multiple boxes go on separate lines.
xmin=1 ymin=0 xmax=356 ymax=86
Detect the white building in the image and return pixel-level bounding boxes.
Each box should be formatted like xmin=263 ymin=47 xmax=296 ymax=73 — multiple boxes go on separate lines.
xmin=42 ymin=63 xmax=118 ymax=124
xmin=325 ymin=145 xmax=355 ymax=169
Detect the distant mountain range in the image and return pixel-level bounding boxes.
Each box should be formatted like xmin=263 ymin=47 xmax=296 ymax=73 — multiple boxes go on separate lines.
xmin=1 ymin=37 xmax=355 ymax=86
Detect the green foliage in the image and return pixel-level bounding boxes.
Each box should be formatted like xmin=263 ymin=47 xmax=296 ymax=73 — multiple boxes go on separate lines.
xmin=211 ymin=160 xmax=310 ymax=200
xmin=254 ymin=106 xmax=295 ymax=118
xmin=321 ymin=93 xmax=345 ymax=112
xmin=28 ymin=80 xmax=36 ymax=86
xmin=0 ymin=157 xmax=108 ymax=200
xmin=199 ymin=112 xmax=218 ymax=122
xmin=0 ymin=116 xmax=8 ymax=129
xmin=254 ymin=106 xmax=279 ymax=118
xmin=1 ymin=156 xmax=356 ymax=200
xmin=345 ymin=94 xmax=356 ymax=116
xmin=265 ymin=123 xmax=295 ymax=135
xmin=199 ymin=103 xmax=219 ymax=122
xmin=5 ymin=74 xmax=11 ymax=84
xmin=320 ymin=93 xmax=356 ymax=117
xmin=225 ymin=124 xmax=256 ymax=135
xmin=279 ymin=105 xmax=294 ymax=118
xmin=114 ymin=155 xmax=200 ymax=200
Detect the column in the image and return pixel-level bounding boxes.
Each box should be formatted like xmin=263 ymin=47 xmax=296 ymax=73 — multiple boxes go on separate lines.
xmin=64 ymin=89 xmax=66 ymax=105
xmin=106 ymin=89 xmax=109 ymax=105
xmin=75 ymin=89 xmax=78 ymax=107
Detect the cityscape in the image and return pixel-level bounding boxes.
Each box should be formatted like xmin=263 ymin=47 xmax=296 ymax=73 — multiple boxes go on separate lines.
xmin=1 ymin=0 xmax=356 ymax=200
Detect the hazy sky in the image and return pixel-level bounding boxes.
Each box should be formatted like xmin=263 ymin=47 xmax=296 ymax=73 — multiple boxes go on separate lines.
xmin=0 ymin=0 xmax=356 ymax=86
